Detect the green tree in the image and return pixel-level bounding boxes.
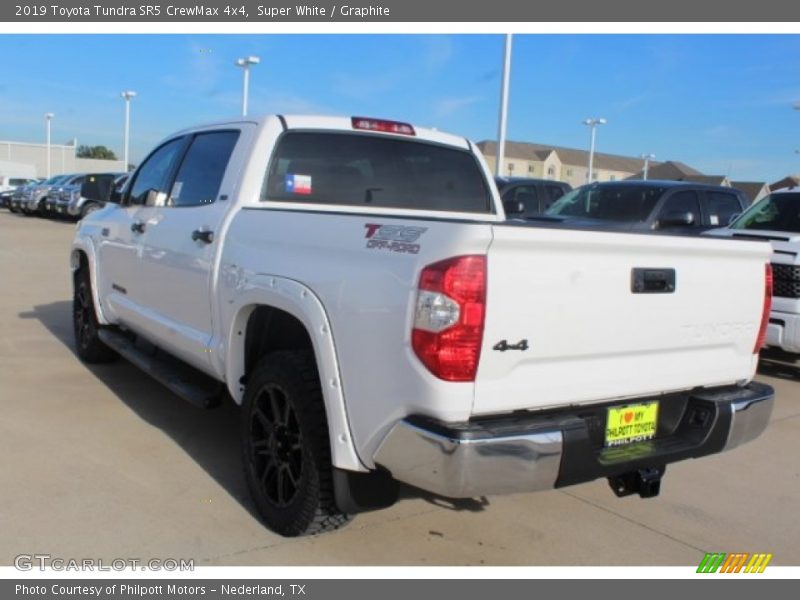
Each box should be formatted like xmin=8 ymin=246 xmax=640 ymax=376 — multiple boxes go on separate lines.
xmin=76 ymin=145 xmax=118 ymax=160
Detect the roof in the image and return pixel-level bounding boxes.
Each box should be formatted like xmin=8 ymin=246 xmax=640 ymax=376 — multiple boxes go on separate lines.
xmin=730 ymin=181 xmax=768 ymax=203
xmin=681 ymin=175 xmax=729 ymax=186
xmin=476 ymin=140 xmax=648 ymax=173
xmin=579 ymin=179 xmax=725 ymax=190
xmin=626 ymin=160 xmax=703 ymax=181
xmin=769 ymin=176 xmax=800 ymax=191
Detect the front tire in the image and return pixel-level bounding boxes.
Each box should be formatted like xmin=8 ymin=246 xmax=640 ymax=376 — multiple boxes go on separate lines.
xmin=72 ymin=266 xmax=117 ymax=363
xmin=242 ymin=351 xmax=351 ymax=537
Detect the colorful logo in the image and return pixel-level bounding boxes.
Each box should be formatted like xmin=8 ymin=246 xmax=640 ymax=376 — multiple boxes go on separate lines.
xmin=697 ymin=552 xmax=772 ymax=573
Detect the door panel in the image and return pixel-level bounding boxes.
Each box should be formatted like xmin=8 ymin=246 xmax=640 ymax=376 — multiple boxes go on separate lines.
xmin=136 ymin=128 xmax=245 ymax=371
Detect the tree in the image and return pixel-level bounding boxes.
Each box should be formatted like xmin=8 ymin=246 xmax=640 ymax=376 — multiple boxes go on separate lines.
xmin=77 ymin=145 xmax=118 ymax=160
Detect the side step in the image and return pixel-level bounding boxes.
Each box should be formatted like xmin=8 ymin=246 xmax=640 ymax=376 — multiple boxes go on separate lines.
xmin=98 ymin=329 xmax=224 ymax=409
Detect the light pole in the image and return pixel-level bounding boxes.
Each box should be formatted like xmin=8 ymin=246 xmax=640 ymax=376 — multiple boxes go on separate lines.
xmin=45 ymin=112 xmax=54 ymax=178
xmin=495 ymin=34 xmax=512 ymax=177
xmin=235 ymin=55 xmax=260 ymax=117
xmin=583 ymin=118 xmax=606 ymax=183
xmin=641 ymin=153 xmax=655 ymax=180
xmin=121 ymin=90 xmax=136 ymax=172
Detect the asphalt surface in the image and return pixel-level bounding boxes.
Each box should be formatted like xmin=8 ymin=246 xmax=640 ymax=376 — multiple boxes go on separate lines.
xmin=1 ymin=209 xmax=798 ymax=567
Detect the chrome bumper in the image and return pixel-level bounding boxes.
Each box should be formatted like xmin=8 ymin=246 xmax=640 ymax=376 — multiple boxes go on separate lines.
xmin=374 ymin=382 xmax=774 ymax=499
xmin=374 ymin=419 xmax=563 ymax=498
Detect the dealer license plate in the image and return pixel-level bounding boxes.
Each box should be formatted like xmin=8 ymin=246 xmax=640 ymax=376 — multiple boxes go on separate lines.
xmin=605 ymin=401 xmax=659 ymax=447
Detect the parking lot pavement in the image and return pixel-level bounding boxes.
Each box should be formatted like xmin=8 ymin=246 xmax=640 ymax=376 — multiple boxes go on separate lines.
xmin=1 ymin=210 xmax=798 ymax=567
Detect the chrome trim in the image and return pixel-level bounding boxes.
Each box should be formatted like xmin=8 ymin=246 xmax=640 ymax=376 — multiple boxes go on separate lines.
xmin=374 ymin=420 xmax=563 ymax=498
xmin=723 ymin=393 xmax=774 ymax=451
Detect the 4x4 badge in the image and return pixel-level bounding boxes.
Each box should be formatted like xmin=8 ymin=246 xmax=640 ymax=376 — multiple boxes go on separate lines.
xmin=493 ymin=339 xmax=529 ymax=352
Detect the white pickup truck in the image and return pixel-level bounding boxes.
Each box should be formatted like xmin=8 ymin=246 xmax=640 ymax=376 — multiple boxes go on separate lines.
xmin=708 ymin=187 xmax=800 ymax=355
xmin=71 ymin=115 xmax=775 ymax=537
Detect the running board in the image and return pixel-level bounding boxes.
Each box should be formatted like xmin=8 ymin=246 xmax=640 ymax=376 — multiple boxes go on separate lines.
xmin=98 ymin=329 xmax=223 ymax=409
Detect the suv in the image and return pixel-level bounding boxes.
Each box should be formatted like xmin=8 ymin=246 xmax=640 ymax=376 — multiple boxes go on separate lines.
xmin=544 ymin=180 xmax=748 ymax=233
xmin=495 ymin=176 xmax=571 ymax=217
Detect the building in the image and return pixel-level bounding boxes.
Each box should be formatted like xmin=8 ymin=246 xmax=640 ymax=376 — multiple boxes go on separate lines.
xmin=769 ymin=176 xmax=800 ymax=192
xmin=730 ymin=181 xmax=770 ymax=204
xmin=477 ymin=140 xmax=691 ymax=188
xmin=0 ymin=139 xmax=125 ymax=178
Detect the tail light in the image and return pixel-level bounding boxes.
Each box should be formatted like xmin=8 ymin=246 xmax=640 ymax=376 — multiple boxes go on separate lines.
xmin=412 ymin=255 xmax=487 ymax=381
xmin=754 ymin=263 xmax=773 ymax=354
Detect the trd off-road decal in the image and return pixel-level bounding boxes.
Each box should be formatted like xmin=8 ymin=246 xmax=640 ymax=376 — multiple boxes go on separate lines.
xmin=364 ymin=223 xmax=427 ymax=254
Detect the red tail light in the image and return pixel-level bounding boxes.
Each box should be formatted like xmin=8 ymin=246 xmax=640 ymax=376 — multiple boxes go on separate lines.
xmin=754 ymin=263 xmax=773 ymax=354
xmin=412 ymin=255 xmax=487 ymax=381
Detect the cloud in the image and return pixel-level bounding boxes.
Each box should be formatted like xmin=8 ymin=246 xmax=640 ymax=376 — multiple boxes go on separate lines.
xmin=433 ymin=96 xmax=483 ymax=118
xmin=422 ymin=36 xmax=454 ymax=73
xmin=612 ymin=92 xmax=650 ymax=112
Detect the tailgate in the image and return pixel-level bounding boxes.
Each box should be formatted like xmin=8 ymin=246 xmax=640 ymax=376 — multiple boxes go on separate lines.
xmin=473 ymin=225 xmax=771 ymax=415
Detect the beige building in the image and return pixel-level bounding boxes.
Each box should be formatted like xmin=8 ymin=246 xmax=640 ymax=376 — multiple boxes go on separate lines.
xmin=477 ymin=140 xmax=650 ymax=188
xmin=0 ymin=139 xmax=125 ymax=177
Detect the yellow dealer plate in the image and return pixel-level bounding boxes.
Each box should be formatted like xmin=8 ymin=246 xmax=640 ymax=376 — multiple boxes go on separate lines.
xmin=605 ymin=402 xmax=659 ymax=447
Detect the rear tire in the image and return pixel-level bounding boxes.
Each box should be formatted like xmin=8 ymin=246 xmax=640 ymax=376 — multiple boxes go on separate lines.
xmin=72 ymin=266 xmax=117 ymax=363
xmin=241 ymin=351 xmax=351 ymax=537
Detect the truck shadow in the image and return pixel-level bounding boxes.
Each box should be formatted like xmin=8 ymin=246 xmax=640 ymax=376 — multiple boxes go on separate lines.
xmin=20 ymin=300 xmax=489 ymax=525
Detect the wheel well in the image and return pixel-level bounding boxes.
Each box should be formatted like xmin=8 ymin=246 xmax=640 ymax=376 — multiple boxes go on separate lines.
xmin=244 ymin=306 xmax=315 ymax=383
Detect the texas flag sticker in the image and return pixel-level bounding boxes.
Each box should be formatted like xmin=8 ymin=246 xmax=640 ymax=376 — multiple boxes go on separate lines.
xmin=285 ymin=173 xmax=312 ymax=195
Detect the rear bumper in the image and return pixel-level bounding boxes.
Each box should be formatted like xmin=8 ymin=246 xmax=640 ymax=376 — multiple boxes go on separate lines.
xmin=373 ymin=382 xmax=774 ymax=498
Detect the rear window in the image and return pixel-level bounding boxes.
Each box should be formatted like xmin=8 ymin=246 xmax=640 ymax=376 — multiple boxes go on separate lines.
xmin=262 ymin=132 xmax=492 ymax=214
xmin=731 ymin=192 xmax=800 ymax=233
xmin=546 ymin=185 xmax=665 ymax=223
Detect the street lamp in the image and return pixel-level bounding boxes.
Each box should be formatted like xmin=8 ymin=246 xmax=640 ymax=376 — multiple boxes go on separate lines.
xmin=641 ymin=153 xmax=656 ymax=180
xmin=495 ymin=34 xmax=512 ymax=177
xmin=583 ymin=118 xmax=606 ymax=183
xmin=45 ymin=113 xmax=54 ymax=178
xmin=235 ymin=55 xmax=260 ymax=117
xmin=121 ymin=90 xmax=136 ymax=173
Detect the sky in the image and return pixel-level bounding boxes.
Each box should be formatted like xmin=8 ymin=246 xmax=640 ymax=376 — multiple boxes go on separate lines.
xmin=2 ymin=33 xmax=800 ymax=182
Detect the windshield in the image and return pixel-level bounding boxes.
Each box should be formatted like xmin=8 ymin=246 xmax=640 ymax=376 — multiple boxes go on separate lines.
xmin=730 ymin=192 xmax=800 ymax=233
xmin=43 ymin=175 xmax=68 ymax=185
xmin=546 ymin=184 xmax=666 ymax=222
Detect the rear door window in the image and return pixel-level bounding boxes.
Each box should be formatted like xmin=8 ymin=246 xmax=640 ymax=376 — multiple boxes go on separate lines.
xmin=658 ymin=190 xmax=701 ymax=228
xmin=168 ymin=130 xmax=239 ymax=207
xmin=263 ymin=132 xmax=492 ymax=213
xmin=706 ymin=191 xmax=742 ymax=227
xmin=503 ymin=185 xmax=539 ymax=215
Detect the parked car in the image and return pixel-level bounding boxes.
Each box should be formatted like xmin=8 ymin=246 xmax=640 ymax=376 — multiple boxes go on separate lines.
xmin=72 ymin=114 xmax=773 ymax=537
xmin=543 ymin=180 xmax=748 ymax=233
xmin=43 ymin=173 xmax=86 ymax=216
xmin=58 ymin=172 xmax=128 ymax=220
xmin=20 ymin=174 xmax=73 ymax=215
xmin=3 ymin=179 xmax=42 ymax=211
xmin=707 ymin=188 xmax=800 ymax=355
xmin=494 ymin=176 xmax=572 ymax=217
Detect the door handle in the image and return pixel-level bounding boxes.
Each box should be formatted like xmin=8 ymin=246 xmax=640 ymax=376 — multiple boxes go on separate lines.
xmin=191 ymin=229 xmax=214 ymax=244
xmin=631 ymin=268 xmax=676 ymax=294
xmin=131 ymin=221 xmax=145 ymax=234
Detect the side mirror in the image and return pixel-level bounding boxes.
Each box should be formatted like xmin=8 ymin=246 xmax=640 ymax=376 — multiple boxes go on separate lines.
xmin=658 ymin=210 xmax=694 ymax=228
xmin=108 ymin=189 xmax=122 ymax=204
xmin=503 ymin=199 xmax=525 ymax=216
xmin=728 ymin=212 xmax=740 ymax=225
